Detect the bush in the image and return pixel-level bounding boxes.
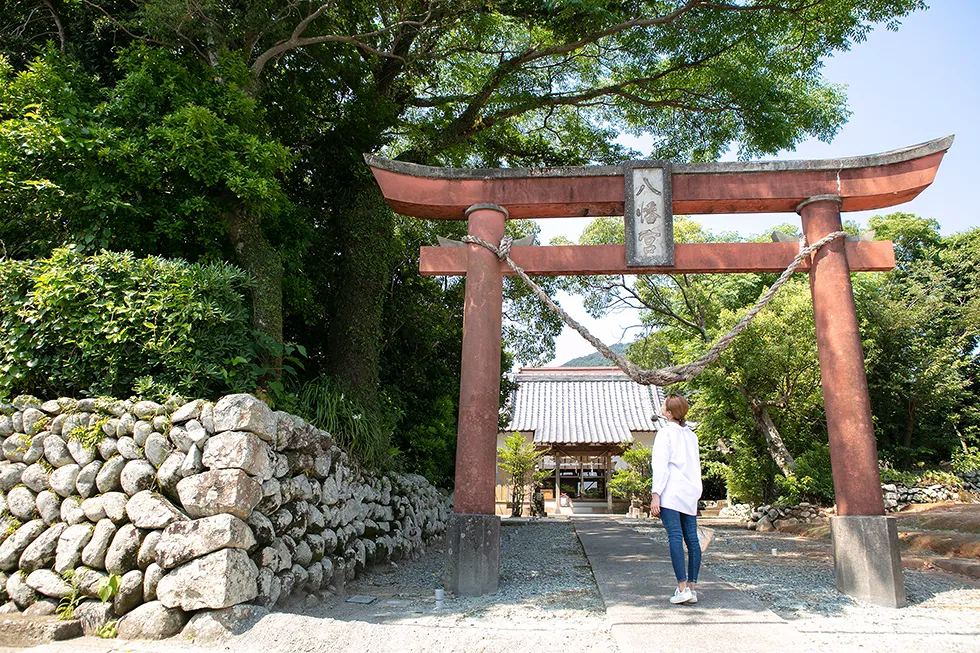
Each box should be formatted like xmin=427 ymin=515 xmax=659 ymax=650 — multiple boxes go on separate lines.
xmin=878 ymin=465 xmax=962 ymax=490
xmin=775 ymin=442 xmax=836 ymax=506
xmin=952 ymin=447 xmax=980 ymax=475
xmin=0 ymin=247 xmax=264 ymax=400
xmin=609 ymin=444 xmax=652 ymax=504
xmin=290 ymin=376 xmax=397 ymax=469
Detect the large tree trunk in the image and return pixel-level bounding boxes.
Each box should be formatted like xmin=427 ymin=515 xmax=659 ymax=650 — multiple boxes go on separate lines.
xmin=745 ymin=396 xmax=798 ymax=477
xmin=324 ymin=181 xmax=398 ymax=400
xmin=224 ymin=210 xmax=284 ymax=372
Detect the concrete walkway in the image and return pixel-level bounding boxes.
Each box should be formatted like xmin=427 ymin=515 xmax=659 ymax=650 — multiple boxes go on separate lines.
xmin=573 ymin=518 xmax=818 ymax=653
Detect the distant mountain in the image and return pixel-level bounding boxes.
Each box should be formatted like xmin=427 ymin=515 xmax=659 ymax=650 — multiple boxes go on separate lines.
xmin=560 ymin=342 xmax=628 ymax=367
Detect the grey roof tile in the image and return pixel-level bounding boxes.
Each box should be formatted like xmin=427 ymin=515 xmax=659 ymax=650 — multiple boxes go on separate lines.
xmin=506 ymin=369 xmax=667 ymax=444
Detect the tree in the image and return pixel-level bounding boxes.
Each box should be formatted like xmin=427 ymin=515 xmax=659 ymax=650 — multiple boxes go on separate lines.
xmin=497 ymin=431 xmax=546 ymax=517
xmin=858 ymin=214 xmax=980 ymax=467
xmin=609 ymin=443 xmax=653 ymax=505
xmin=0 ymin=0 xmax=928 ymax=480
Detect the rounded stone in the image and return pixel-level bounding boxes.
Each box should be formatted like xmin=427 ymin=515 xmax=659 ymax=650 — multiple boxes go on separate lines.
xmin=67 ymin=440 xmax=97 ymax=467
xmin=105 ymin=524 xmax=142 ymax=575
xmin=81 ymin=496 xmax=106 ymax=522
xmin=0 ymin=462 xmax=25 ymax=491
xmin=6 ymin=486 xmax=37 ymax=521
xmin=143 ymin=562 xmax=164 ymax=601
xmin=36 ymin=491 xmax=61 ymax=525
xmin=138 ymin=530 xmax=163 ymax=570
xmin=59 ymin=496 xmax=85 ymax=525
xmin=54 ymin=522 xmax=94 ymax=574
xmin=2 ymin=433 xmax=30 ymax=463
xmin=144 ymin=433 xmax=173 ymax=468
xmin=20 ymin=463 xmax=49 ymax=493
xmin=6 ymin=570 xmax=37 ymax=608
xmin=48 ymin=463 xmax=80 ymax=498
xmin=120 ymin=459 xmax=156 ymax=496
xmin=0 ymin=519 xmax=46 ymax=572
xmin=134 ymin=421 xmax=155 ymax=446
xmin=23 ymin=598 xmax=58 ymax=616
xmin=75 ymin=460 xmax=102 ymax=498
xmin=117 ymin=600 xmax=188 ymax=639
xmin=101 ymin=492 xmax=129 ymax=524
xmin=26 ymin=569 xmax=72 ymax=599
xmin=116 ymin=436 xmax=142 ymax=461
xmin=22 ymin=433 xmax=47 ymax=465
xmin=18 ymin=523 xmax=66 ymax=573
xmin=81 ymin=519 xmax=117 ymax=570
xmin=95 ymin=455 xmax=126 ymax=493
xmin=113 ymin=569 xmax=144 ymax=616
xmin=97 ymin=437 xmax=118 ymax=461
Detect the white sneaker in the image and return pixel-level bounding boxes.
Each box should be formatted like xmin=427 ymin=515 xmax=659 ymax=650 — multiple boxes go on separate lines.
xmin=688 ymin=590 xmax=698 ymax=604
xmin=669 ymin=588 xmax=692 ymax=604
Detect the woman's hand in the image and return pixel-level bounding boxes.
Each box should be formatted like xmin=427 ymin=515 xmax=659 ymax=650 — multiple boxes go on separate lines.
xmin=650 ymin=493 xmax=661 ymax=517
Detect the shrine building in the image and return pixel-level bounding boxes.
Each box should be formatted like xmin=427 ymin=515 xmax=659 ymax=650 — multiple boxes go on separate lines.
xmin=496 ymin=366 xmax=668 ymax=515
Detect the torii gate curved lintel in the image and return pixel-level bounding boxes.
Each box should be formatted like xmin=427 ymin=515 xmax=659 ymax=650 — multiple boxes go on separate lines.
xmin=365 ymin=136 xmax=953 ymax=604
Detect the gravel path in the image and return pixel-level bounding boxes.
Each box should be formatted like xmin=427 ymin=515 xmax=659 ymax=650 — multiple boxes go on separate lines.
xmin=18 ymin=520 xmax=615 ymax=653
xmin=629 ymin=519 xmax=980 ymax=652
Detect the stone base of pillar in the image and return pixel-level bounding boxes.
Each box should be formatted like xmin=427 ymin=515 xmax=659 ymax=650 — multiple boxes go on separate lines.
xmin=445 ymin=513 xmax=500 ymax=596
xmin=831 ymin=515 xmax=906 ymax=608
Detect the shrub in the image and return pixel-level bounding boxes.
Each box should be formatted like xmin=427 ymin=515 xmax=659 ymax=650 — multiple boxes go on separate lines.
xmin=952 ymin=447 xmax=980 ymax=475
xmin=775 ymin=442 xmax=836 ymax=506
xmin=610 ymin=444 xmax=652 ymax=504
xmin=0 ymin=247 xmax=264 ymax=400
xmin=290 ymin=377 xmax=397 ymax=469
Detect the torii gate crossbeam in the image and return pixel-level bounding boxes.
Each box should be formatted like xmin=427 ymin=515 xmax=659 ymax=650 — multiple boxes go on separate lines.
xmin=365 ymin=135 xmax=953 ymax=608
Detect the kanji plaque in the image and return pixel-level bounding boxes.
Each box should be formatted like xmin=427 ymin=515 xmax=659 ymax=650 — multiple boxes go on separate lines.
xmin=624 ymin=161 xmax=673 ymax=267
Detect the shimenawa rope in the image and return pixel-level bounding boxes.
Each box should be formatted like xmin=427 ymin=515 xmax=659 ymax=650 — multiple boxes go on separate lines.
xmin=461 ymin=230 xmax=847 ymax=385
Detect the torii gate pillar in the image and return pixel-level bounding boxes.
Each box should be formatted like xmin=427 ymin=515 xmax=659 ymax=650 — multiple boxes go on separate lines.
xmin=444 ymin=204 xmax=505 ymax=596
xmin=801 ymin=196 xmax=905 ymax=607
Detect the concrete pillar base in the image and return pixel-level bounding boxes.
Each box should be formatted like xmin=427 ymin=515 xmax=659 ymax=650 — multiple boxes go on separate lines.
xmin=445 ymin=513 xmax=500 ymax=596
xmin=831 ymin=515 xmax=906 ymax=608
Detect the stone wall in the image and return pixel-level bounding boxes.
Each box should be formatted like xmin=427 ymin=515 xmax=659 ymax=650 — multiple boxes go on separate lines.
xmin=745 ymin=477 xmax=977 ymax=531
xmin=881 ymin=483 xmax=957 ymax=510
xmin=0 ymin=394 xmax=450 ymax=639
xmin=746 ymin=502 xmax=829 ymax=531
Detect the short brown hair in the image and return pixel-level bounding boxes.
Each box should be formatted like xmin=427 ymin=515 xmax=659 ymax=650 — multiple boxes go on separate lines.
xmin=664 ymin=394 xmax=690 ymax=426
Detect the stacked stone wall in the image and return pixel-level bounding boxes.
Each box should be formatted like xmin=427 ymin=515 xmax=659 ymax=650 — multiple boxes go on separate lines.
xmin=0 ymin=394 xmax=450 ymax=639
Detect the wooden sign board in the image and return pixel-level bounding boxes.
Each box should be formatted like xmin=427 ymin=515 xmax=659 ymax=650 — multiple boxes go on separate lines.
xmin=624 ymin=161 xmax=674 ymax=267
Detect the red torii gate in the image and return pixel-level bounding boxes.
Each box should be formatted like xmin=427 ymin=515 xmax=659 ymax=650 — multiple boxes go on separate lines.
xmin=366 ymin=135 xmax=953 ymax=607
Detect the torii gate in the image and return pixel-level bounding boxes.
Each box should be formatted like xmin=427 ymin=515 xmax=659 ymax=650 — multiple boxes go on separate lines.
xmin=365 ymin=135 xmax=953 ymax=607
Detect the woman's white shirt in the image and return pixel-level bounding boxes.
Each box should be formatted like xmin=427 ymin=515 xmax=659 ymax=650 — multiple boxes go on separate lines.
xmin=650 ymin=421 xmax=703 ymax=516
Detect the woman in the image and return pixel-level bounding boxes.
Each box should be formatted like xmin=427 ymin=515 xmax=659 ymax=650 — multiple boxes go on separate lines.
xmin=650 ymin=394 xmax=703 ymax=605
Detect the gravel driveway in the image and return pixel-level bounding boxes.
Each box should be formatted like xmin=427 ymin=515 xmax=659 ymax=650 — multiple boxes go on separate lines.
xmin=630 ymin=519 xmax=980 ymax=652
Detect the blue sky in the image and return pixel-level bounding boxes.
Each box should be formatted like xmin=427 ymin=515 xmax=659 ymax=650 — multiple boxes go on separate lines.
xmin=539 ymin=1 xmax=980 ymax=366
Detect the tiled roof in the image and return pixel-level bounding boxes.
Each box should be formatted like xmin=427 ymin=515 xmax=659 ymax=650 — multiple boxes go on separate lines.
xmin=506 ymin=367 xmax=667 ymax=445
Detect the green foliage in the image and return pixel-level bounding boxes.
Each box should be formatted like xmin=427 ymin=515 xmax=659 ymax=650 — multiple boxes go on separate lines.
xmin=609 ymin=444 xmax=652 ymax=504
xmin=0 ymin=0 xmax=934 ymax=492
xmin=952 ymin=447 xmax=980 ymax=475
xmin=879 ymin=466 xmax=963 ymax=490
xmin=67 ymin=416 xmax=109 ymax=450
xmin=0 ymin=247 xmax=266 ymax=400
xmin=497 ymin=432 xmax=546 ymax=517
xmin=291 ymin=377 xmax=396 ymax=469
xmin=96 ymin=620 xmax=118 ymax=639
xmin=97 ymin=573 xmax=120 ymax=604
xmin=774 ymin=443 xmax=836 ymax=506
xmin=56 ymin=571 xmax=81 ymax=620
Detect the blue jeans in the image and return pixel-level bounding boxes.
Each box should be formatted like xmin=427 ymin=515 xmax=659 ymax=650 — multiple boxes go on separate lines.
xmin=660 ymin=507 xmax=701 ymax=583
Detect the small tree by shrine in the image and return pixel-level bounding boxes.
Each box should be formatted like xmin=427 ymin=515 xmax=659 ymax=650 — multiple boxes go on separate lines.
xmin=610 ymin=444 xmax=653 ymax=510
xmin=498 ymin=432 xmax=546 ymax=517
